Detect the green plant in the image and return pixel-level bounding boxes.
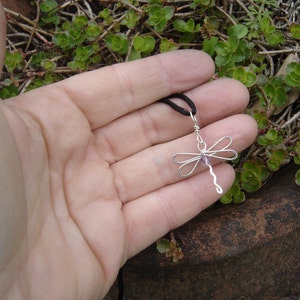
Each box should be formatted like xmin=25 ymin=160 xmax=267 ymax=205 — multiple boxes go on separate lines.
xmin=0 ymin=83 xmax=19 ymax=99
xmin=146 ymin=4 xmax=174 ymax=32
xmin=4 ymin=51 xmax=23 ymax=73
xmin=240 ymin=160 xmax=270 ymax=193
xmin=252 ymin=111 xmax=269 ymax=130
xmin=295 ymin=169 xmax=300 ymax=186
xmin=156 ymin=235 xmax=183 ymax=263
xmin=257 ymin=128 xmax=283 ymax=146
xmin=259 ymin=16 xmax=285 ymax=46
xmin=173 ymin=18 xmax=200 ymax=33
xmin=243 ymin=0 xmax=280 ymax=40
xmin=1 ymin=0 xmax=299 ymax=200
xmin=285 ymin=62 xmax=300 ymax=88
xmin=213 ymin=25 xmax=253 ymax=71
xmin=226 ymin=66 xmax=257 ymax=87
xmin=266 ymin=146 xmax=289 ymax=171
xmin=290 ymin=23 xmax=300 ymax=40
xmin=220 ymin=174 xmax=245 ymax=205
xmin=121 ymin=9 xmax=140 ymax=29
xmin=190 ymin=0 xmax=215 ymax=10
xmin=105 ymin=33 xmax=129 ymax=55
xmin=130 ymin=35 xmax=155 ymax=59
xmin=159 ymin=38 xmax=179 ymax=52
xmin=261 ymin=77 xmax=288 ymax=108
xmin=2 ymin=0 xmax=300 ymax=263
xmin=39 ymin=0 xmax=59 ymax=26
xmin=294 ymin=141 xmax=300 ymax=186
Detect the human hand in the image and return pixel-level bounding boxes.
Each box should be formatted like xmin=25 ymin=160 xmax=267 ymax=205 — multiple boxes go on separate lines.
xmin=0 ymin=50 xmax=257 ymax=299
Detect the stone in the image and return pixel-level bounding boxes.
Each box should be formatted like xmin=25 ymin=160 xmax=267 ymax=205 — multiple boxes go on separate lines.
xmin=106 ymin=163 xmax=300 ymax=299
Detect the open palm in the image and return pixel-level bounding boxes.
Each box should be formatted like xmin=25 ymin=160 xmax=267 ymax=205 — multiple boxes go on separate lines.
xmin=0 ymin=50 xmax=257 ymax=299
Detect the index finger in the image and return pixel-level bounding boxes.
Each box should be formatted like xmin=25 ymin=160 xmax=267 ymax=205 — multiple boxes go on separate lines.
xmin=58 ymin=50 xmax=215 ymax=129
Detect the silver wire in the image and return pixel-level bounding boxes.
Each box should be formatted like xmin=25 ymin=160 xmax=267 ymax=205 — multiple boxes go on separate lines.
xmin=173 ymin=111 xmax=238 ymax=195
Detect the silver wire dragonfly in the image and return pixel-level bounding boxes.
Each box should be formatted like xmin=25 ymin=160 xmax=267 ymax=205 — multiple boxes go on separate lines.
xmin=173 ymin=113 xmax=238 ymax=194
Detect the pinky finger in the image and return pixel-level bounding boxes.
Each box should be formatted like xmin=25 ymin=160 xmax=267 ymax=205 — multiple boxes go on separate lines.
xmin=123 ymin=163 xmax=235 ymax=259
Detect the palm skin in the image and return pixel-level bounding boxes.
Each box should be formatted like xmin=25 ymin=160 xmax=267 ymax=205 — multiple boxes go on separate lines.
xmin=0 ymin=50 xmax=257 ymax=299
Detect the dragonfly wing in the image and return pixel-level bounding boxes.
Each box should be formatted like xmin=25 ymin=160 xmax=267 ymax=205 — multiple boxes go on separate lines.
xmin=206 ymin=136 xmax=238 ymax=160
xmin=173 ymin=153 xmax=202 ymax=177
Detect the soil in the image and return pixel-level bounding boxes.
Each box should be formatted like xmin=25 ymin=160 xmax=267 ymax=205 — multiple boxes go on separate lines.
xmin=2 ymin=0 xmax=35 ymax=18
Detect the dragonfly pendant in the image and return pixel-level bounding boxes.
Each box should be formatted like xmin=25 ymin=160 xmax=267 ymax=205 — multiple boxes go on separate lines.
xmin=174 ymin=133 xmax=238 ymax=194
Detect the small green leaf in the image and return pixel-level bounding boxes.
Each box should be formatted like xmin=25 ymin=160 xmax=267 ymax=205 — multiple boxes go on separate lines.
xmin=257 ymin=135 xmax=269 ymax=146
xmin=0 ymin=84 xmax=19 ymax=99
xmin=4 ymin=51 xmax=24 ymax=73
xmin=73 ymin=45 xmax=94 ymax=61
xmin=227 ymin=24 xmax=248 ymax=39
xmin=257 ymin=128 xmax=283 ymax=146
xmin=260 ymin=16 xmax=273 ymax=34
xmin=39 ymin=0 xmax=59 ymax=26
xmin=272 ymin=86 xmax=287 ymax=107
xmin=67 ymin=60 xmax=87 ymax=70
xmin=285 ymin=62 xmax=300 ymax=88
xmin=26 ymin=73 xmax=61 ymax=91
xmin=227 ymin=66 xmax=257 ymax=87
xmin=99 ymin=8 xmax=111 ymax=19
xmin=105 ymin=33 xmax=129 ymax=55
xmin=191 ymin=0 xmax=215 ymax=9
xmin=159 ymin=38 xmax=179 ymax=52
xmin=128 ymin=49 xmax=142 ymax=61
xmin=203 ymin=36 xmax=218 ymax=56
xmin=295 ymin=169 xmax=300 ymax=186
xmin=267 ymin=148 xmax=289 ymax=171
xmin=240 ymin=159 xmax=270 ymax=192
xmin=220 ymin=194 xmax=233 ymax=204
xmin=133 ymin=35 xmax=155 ymax=54
xmin=293 ymin=142 xmax=300 ymax=165
xmin=215 ymin=41 xmax=230 ymax=57
xmin=162 ymin=6 xmax=174 ymax=20
xmin=99 ymin=8 xmax=113 ymax=25
xmin=265 ymin=30 xmax=285 ymax=46
xmin=220 ymin=175 xmax=246 ymax=204
xmin=241 ymin=170 xmax=261 ymax=193
xmin=263 ymin=79 xmax=288 ymax=107
xmin=173 ymin=18 xmax=199 ymax=33
xmin=72 ymin=15 xmax=88 ymax=29
xmin=85 ymin=22 xmax=102 ymax=41
xmin=121 ymin=9 xmax=140 ymax=29
xmin=265 ymin=128 xmax=278 ymax=141
xmin=40 ymin=0 xmax=57 ymax=13
xmin=173 ymin=19 xmax=188 ymax=32
xmin=40 ymin=14 xmax=59 ymax=26
xmin=53 ymin=32 xmax=71 ymax=50
xmin=69 ymin=28 xmax=86 ymax=46
xmin=156 ymin=239 xmax=171 ymax=253
xmin=41 ymin=59 xmax=56 ymax=71
xmin=156 ymin=237 xmax=183 ymax=262
xmin=290 ymin=23 xmax=300 ymax=40
xmin=227 ymin=35 xmax=239 ymax=51
xmin=253 ymin=111 xmax=268 ymax=129
xmin=62 ymin=21 xmax=71 ymax=31
xmin=147 ymin=5 xmax=174 ymax=32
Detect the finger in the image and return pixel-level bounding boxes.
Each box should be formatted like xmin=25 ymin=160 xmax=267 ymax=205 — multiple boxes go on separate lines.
xmin=94 ymin=78 xmax=249 ymax=163
xmin=58 ymin=50 xmax=215 ymax=129
xmin=123 ymin=163 xmax=235 ymax=258
xmin=112 ymin=114 xmax=257 ymax=203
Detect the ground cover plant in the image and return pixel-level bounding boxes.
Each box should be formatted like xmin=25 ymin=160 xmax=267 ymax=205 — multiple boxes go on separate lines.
xmin=1 ymin=0 xmax=299 ymax=213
